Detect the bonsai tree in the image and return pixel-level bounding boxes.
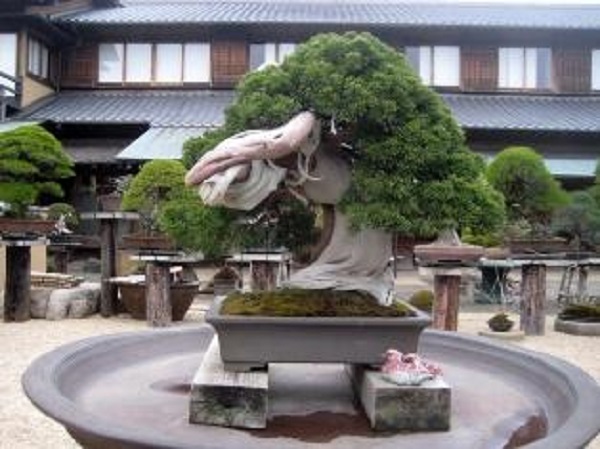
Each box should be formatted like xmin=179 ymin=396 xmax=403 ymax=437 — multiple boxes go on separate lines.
xmin=0 ymin=125 xmax=74 ymax=218
xmin=552 ymin=190 xmax=600 ymax=250
xmin=122 ymin=159 xmax=238 ymax=258
xmin=121 ymin=160 xmax=190 ymax=234
xmin=184 ymin=32 xmax=505 ymax=241
xmin=486 ymin=146 xmax=569 ymax=236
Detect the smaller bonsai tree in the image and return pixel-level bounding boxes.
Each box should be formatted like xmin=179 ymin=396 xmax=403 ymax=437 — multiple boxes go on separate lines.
xmin=123 ymin=159 xmax=239 ymax=258
xmin=47 ymin=202 xmax=79 ymax=233
xmin=487 ymin=312 xmax=514 ymax=332
xmin=122 ymin=160 xmax=190 ymax=234
xmin=486 ymin=146 xmax=569 ymax=236
xmin=0 ymin=125 xmax=74 ymax=218
xmin=552 ymin=190 xmax=600 ymax=250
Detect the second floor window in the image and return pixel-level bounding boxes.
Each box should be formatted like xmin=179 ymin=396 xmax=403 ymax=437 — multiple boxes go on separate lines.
xmin=0 ymin=33 xmax=17 ymax=94
xmin=28 ymin=37 xmax=49 ymax=79
xmin=498 ymin=47 xmax=552 ymax=89
xmin=405 ymin=46 xmax=460 ymax=87
xmin=592 ymin=50 xmax=600 ymax=91
xmin=98 ymin=42 xmax=211 ymax=84
xmin=249 ymin=43 xmax=296 ymax=71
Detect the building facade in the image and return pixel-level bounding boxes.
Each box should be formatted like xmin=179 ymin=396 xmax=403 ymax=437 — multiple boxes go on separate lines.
xmin=2 ymin=0 xmax=600 ymax=203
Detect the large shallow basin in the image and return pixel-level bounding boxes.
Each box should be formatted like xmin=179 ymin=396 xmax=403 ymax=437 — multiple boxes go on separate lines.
xmin=22 ymin=326 xmax=600 ymax=449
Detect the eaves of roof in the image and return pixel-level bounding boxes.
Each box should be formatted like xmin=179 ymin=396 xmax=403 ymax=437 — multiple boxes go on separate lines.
xmin=20 ymin=90 xmax=233 ymax=127
xmin=53 ymin=2 xmax=600 ymax=31
xmin=17 ymin=89 xmax=600 ymax=134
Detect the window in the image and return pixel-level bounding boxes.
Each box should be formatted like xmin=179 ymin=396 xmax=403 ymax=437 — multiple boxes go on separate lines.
xmin=592 ymin=50 xmax=600 ymax=90
xmin=125 ymin=43 xmax=151 ymax=83
xmin=183 ymin=43 xmax=211 ymax=83
xmin=405 ymin=46 xmax=460 ymax=87
xmin=99 ymin=43 xmax=124 ymax=83
xmin=28 ymin=37 xmax=49 ymax=79
xmin=0 ymin=33 xmax=17 ymax=94
xmin=98 ymin=42 xmax=211 ymax=84
xmin=249 ymin=43 xmax=296 ymax=71
xmin=156 ymin=44 xmax=182 ymax=83
xmin=498 ymin=47 xmax=552 ymax=89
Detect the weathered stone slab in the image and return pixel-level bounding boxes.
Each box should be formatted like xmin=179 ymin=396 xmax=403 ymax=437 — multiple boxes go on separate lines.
xmin=348 ymin=365 xmax=451 ymax=432
xmin=30 ymin=288 xmax=52 ymax=318
xmin=189 ymin=336 xmax=268 ymax=429
xmin=46 ymin=283 xmax=101 ymax=320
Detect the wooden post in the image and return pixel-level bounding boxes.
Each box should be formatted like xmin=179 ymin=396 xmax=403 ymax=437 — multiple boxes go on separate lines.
xmin=99 ymin=219 xmax=117 ymax=317
xmin=4 ymin=245 xmax=31 ymax=322
xmin=432 ymin=274 xmax=461 ymax=331
xmin=520 ymin=264 xmax=546 ymax=336
xmin=146 ymin=261 xmax=171 ymax=327
xmin=250 ymin=261 xmax=277 ymax=291
xmin=576 ymin=265 xmax=589 ymax=299
xmin=53 ymin=247 xmax=69 ymax=273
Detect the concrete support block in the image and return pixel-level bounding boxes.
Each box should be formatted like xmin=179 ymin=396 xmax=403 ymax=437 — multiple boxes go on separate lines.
xmin=189 ymin=336 xmax=268 ymax=429
xmin=349 ymin=365 xmax=451 ymax=432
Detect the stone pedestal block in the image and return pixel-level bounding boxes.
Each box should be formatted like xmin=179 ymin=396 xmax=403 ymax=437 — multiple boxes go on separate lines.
xmin=189 ymin=336 xmax=268 ymax=429
xmin=349 ymin=365 xmax=451 ymax=432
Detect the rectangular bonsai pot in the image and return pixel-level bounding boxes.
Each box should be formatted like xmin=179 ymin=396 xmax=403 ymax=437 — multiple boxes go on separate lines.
xmin=205 ymin=297 xmax=432 ymax=371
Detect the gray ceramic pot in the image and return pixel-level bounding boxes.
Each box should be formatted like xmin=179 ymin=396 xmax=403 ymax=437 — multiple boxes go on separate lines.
xmin=206 ymin=297 xmax=431 ymax=371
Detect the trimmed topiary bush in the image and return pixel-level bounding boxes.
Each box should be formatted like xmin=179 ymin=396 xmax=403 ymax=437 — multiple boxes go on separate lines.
xmin=486 ymin=146 xmax=569 ymax=232
xmin=0 ymin=125 xmax=74 ymax=217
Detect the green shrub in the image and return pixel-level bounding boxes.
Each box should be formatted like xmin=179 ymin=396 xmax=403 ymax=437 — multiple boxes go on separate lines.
xmin=0 ymin=125 xmax=74 ymax=217
xmin=408 ymin=289 xmax=434 ymax=312
xmin=551 ymin=190 xmax=600 ymax=249
xmin=486 ymin=146 xmax=569 ymax=232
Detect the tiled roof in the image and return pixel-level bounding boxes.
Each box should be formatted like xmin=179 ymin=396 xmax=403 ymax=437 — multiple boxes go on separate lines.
xmin=443 ymin=94 xmax=600 ymax=133
xmin=21 ymin=89 xmax=600 ymax=133
xmin=22 ymin=90 xmax=232 ymax=127
xmin=116 ymin=126 xmax=210 ymax=159
xmin=57 ymin=1 xmax=600 ymax=30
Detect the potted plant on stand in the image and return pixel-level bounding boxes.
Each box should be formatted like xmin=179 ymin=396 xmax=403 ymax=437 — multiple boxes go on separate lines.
xmin=0 ymin=125 xmax=74 ymax=321
xmin=486 ymin=146 xmax=570 ymax=255
xmin=0 ymin=125 xmax=74 ymax=236
xmin=183 ymin=32 xmax=506 ymax=368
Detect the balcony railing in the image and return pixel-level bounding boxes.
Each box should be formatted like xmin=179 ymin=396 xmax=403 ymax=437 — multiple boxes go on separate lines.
xmin=0 ymin=70 xmax=23 ymax=122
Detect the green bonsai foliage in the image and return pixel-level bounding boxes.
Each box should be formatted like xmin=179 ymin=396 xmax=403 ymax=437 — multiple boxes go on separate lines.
xmin=184 ymin=32 xmax=505 ymax=239
xmin=159 ymin=196 xmax=237 ymax=258
xmin=0 ymin=125 xmax=74 ymax=217
xmin=123 ymin=159 xmax=238 ymax=257
xmin=486 ymin=146 xmax=569 ymax=234
xmin=221 ymin=288 xmax=415 ymax=317
xmin=552 ymin=190 xmax=600 ymax=250
xmin=47 ymin=203 xmax=79 ymax=228
xmin=408 ymin=289 xmax=434 ymax=313
xmin=122 ymin=160 xmax=190 ymax=233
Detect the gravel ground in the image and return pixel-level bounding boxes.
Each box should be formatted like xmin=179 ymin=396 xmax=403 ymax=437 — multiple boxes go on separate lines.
xmin=0 ymin=271 xmax=599 ymax=449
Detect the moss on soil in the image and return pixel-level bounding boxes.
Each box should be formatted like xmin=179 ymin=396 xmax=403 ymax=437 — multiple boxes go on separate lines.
xmin=220 ymin=289 xmax=416 ymax=317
